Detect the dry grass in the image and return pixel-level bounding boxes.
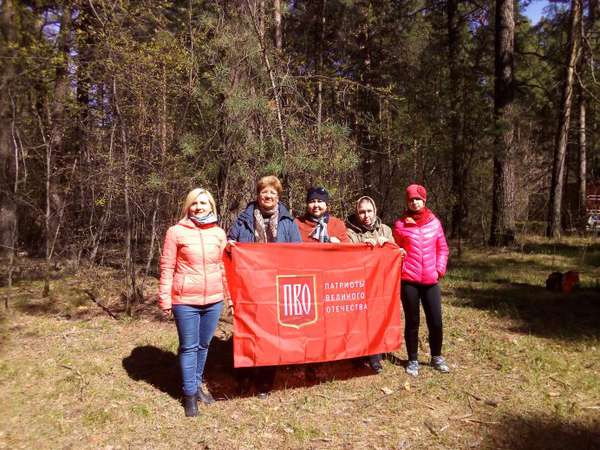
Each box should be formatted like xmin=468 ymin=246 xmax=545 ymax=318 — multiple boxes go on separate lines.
xmin=1 ymin=235 xmax=599 ymax=449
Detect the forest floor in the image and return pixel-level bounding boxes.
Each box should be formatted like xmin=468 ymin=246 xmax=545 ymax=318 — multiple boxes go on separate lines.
xmin=1 ymin=235 xmax=599 ymax=449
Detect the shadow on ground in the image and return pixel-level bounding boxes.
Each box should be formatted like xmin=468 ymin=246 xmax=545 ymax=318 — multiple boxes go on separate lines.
xmin=447 ymin=257 xmax=584 ymax=284
xmin=521 ymin=241 xmax=600 ymax=268
xmin=10 ymin=290 xmax=166 ymax=322
xmin=521 ymin=241 xmax=600 ymax=258
xmin=12 ymin=296 xmax=64 ymax=316
xmin=122 ymin=335 xmax=379 ymax=401
xmin=122 ymin=345 xmax=180 ymax=399
xmin=451 ymin=283 xmax=600 ymax=340
xmin=448 ymin=241 xmax=600 ymax=284
xmin=482 ymin=413 xmax=600 ymax=449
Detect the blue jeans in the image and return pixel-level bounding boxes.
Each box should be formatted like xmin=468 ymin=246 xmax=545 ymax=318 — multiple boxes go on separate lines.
xmin=172 ymin=301 xmax=223 ymax=396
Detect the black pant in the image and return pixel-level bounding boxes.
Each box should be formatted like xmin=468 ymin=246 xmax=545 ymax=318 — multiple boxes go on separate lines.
xmin=236 ymin=366 xmax=276 ymax=393
xmin=401 ymin=282 xmax=443 ymax=361
xmin=368 ymin=354 xmax=382 ymax=366
xmin=255 ymin=366 xmax=276 ymax=392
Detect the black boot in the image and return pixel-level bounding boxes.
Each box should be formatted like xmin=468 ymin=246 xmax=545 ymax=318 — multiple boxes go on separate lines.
xmin=255 ymin=366 xmax=275 ymax=399
xmin=197 ymin=387 xmax=215 ymax=405
xmin=183 ymin=394 xmax=198 ymax=417
xmin=369 ymin=354 xmax=383 ymax=374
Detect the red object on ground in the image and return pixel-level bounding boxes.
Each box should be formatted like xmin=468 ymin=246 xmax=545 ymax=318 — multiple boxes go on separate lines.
xmin=223 ymin=243 xmax=403 ymax=367
xmin=562 ymin=271 xmax=580 ymax=294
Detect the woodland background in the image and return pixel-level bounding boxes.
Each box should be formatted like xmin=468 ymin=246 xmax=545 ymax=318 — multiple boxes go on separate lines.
xmin=0 ymin=0 xmax=598 ymax=308
xmin=1 ymin=3 xmax=599 ymax=447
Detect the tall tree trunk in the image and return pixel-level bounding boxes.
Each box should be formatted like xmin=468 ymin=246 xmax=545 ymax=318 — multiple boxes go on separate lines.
xmin=113 ymin=78 xmax=138 ymax=316
xmin=447 ymin=0 xmax=467 ymax=246
xmin=89 ymin=123 xmax=115 ymax=263
xmin=258 ymin=0 xmax=265 ymax=38
xmin=246 ymin=0 xmax=288 ymax=176
xmin=490 ymin=0 xmax=517 ymax=246
xmin=316 ymin=0 xmax=326 ymax=141
xmin=273 ymin=0 xmax=282 ymax=51
xmin=356 ymin=2 xmax=380 ymax=200
xmin=576 ymin=0 xmax=597 ymax=230
xmin=123 ymin=129 xmax=135 ymax=316
xmin=547 ymin=0 xmax=582 ymax=238
xmin=43 ymin=3 xmax=72 ymax=296
xmin=577 ymin=90 xmax=586 ymax=229
xmin=0 ymin=0 xmax=18 ymax=258
xmin=142 ymin=64 xmax=169 ymax=289
xmin=75 ymin=2 xmax=94 ymax=236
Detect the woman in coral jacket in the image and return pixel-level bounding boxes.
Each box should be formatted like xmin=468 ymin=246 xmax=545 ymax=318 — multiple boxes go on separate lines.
xmin=392 ymin=184 xmax=450 ymax=377
xmin=159 ymin=188 xmax=229 ymax=417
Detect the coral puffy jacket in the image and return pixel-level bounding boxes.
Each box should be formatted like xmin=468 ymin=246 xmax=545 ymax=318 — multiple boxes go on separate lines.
xmin=159 ymin=219 xmax=227 ymax=310
xmin=392 ymin=214 xmax=449 ymax=285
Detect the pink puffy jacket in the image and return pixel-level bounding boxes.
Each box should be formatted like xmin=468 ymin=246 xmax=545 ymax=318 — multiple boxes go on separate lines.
xmin=392 ymin=214 xmax=449 ymax=285
xmin=159 ymin=219 xmax=228 ymax=310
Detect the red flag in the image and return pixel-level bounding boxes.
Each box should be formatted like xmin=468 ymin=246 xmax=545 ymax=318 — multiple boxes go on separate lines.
xmin=224 ymin=243 xmax=403 ymax=367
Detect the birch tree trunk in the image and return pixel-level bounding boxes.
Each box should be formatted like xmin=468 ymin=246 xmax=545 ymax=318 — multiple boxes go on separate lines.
xmin=43 ymin=3 xmax=72 ymax=296
xmin=577 ymin=91 xmax=586 ymax=229
xmin=274 ymin=0 xmax=282 ymax=51
xmin=547 ymin=0 xmax=582 ymax=238
xmin=576 ymin=0 xmax=597 ymax=230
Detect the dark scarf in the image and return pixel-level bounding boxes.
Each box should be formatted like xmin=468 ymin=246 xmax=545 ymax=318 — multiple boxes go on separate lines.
xmin=307 ymin=212 xmax=330 ymax=243
xmin=189 ymin=213 xmax=218 ymax=228
xmin=355 ymin=215 xmax=376 ymax=232
xmin=253 ymin=204 xmax=279 ymax=243
xmin=404 ymin=207 xmax=434 ymax=226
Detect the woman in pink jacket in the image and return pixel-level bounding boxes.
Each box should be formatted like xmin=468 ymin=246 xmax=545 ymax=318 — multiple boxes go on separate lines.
xmin=159 ymin=188 xmax=228 ymax=417
xmin=393 ymin=184 xmax=450 ymax=377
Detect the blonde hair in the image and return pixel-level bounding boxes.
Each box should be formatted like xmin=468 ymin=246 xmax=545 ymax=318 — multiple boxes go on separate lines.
xmin=180 ymin=188 xmax=217 ymax=220
xmin=256 ymin=175 xmax=283 ymax=197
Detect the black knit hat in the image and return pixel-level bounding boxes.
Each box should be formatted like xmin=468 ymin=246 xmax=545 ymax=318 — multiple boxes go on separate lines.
xmin=306 ymin=186 xmax=330 ymax=204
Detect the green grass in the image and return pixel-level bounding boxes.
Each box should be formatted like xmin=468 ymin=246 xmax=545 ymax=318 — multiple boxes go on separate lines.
xmin=0 ymin=235 xmax=599 ymax=449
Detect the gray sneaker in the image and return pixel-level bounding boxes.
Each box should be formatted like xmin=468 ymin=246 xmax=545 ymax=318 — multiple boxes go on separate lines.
xmin=431 ymin=356 xmax=450 ymax=373
xmin=405 ymin=360 xmax=419 ymax=377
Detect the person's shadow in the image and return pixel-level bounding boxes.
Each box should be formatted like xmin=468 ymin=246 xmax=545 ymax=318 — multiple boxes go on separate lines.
xmin=122 ymin=345 xmax=180 ymax=399
xmin=122 ymin=333 xmax=378 ymax=400
xmin=121 ymin=336 xmax=237 ymax=400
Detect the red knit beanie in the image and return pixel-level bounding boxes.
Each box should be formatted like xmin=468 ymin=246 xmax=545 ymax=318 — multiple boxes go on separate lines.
xmin=406 ymin=184 xmax=427 ymax=202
